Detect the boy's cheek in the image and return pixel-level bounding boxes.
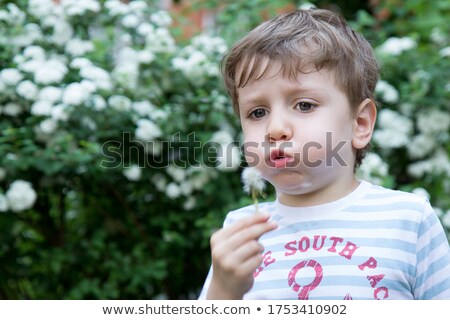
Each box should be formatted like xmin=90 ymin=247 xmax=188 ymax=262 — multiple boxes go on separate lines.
xmin=242 ymin=142 xmax=263 ymax=167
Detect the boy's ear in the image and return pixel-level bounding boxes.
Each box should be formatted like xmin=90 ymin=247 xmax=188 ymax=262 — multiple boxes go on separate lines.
xmin=352 ymin=98 xmax=377 ymax=150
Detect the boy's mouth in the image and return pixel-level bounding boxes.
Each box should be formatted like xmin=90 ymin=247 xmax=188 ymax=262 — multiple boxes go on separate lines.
xmin=269 ymin=149 xmax=294 ymax=168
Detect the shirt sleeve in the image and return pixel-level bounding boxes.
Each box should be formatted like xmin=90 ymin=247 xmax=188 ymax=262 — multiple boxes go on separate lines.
xmin=413 ymin=199 xmax=450 ymax=299
xmin=198 ymin=267 xmax=212 ymax=299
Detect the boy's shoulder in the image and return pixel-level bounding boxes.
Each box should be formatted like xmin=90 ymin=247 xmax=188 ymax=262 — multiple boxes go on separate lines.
xmin=223 ymin=181 xmax=433 ymax=226
xmin=341 ymin=181 xmax=433 ymax=222
xmin=364 ymin=182 xmax=430 ymax=207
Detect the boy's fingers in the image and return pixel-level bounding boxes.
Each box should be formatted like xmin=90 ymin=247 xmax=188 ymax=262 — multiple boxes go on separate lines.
xmin=228 ymin=240 xmax=264 ymax=265
xmin=212 ymin=212 xmax=272 ymax=241
xmin=227 ymin=219 xmax=277 ymax=245
xmin=211 ymin=222 xmax=277 ymax=263
xmin=239 ymin=253 xmax=265 ymax=276
xmin=211 ymin=220 xmax=276 ymax=259
xmin=228 ymin=213 xmax=272 ymax=232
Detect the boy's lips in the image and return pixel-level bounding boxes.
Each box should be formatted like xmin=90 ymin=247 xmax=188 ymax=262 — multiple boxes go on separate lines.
xmin=269 ymin=149 xmax=294 ymax=168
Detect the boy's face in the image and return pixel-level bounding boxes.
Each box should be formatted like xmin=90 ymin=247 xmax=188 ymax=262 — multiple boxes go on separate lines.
xmin=237 ymin=62 xmax=360 ymax=206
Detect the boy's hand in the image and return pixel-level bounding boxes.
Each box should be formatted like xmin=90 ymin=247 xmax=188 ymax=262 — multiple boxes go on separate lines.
xmin=206 ymin=213 xmax=277 ymax=299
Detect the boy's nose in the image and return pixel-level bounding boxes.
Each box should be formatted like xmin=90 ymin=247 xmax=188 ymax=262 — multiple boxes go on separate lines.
xmin=266 ymin=114 xmax=292 ymax=142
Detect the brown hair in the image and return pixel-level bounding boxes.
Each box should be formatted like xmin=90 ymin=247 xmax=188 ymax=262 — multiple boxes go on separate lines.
xmin=222 ymin=9 xmax=379 ymax=167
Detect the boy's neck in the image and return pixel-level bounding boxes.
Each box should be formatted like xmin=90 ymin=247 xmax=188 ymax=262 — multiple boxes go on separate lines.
xmin=277 ymin=176 xmax=360 ymax=207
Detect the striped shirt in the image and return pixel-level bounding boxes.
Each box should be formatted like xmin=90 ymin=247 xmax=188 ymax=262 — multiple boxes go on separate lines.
xmin=199 ymin=180 xmax=450 ymax=300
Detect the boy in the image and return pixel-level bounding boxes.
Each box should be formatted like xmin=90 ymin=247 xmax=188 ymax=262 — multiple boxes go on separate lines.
xmin=199 ymin=9 xmax=450 ymax=299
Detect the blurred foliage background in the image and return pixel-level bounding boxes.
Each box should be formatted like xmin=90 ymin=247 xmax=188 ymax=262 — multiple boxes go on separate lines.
xmin=0 ymin=0 xmax=449 ymax=299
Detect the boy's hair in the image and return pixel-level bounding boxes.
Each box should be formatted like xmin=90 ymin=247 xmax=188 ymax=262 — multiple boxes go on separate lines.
xmin=222 ymin=9 xmax=379 ymax=167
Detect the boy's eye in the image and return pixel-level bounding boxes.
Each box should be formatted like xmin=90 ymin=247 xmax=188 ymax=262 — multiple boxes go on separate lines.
xmin=295 ymin=101 xmax=314 ymax=112
xmin=249 ymin=108 xmax=267 ymax=119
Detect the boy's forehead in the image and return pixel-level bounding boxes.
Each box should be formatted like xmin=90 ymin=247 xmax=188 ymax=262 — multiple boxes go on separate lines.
xmin=235 ymin=55 xmax=271 ymax=86
xmin=235 ymin=55 xmax=327 ymax=88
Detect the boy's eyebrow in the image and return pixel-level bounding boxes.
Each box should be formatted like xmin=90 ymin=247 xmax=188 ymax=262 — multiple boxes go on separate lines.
xmin=238 ymin=84 xmax=328 ymax=105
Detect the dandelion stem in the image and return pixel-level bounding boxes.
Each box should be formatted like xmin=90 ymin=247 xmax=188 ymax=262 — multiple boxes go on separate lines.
xmin=252 ymin=189 xmax=259 ymax=213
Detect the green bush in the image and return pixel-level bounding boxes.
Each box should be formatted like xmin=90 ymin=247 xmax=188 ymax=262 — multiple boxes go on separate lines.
xmin=0 ymin=0 xmax=448 ymax=299
xmin=0 ymin=0 xmax=244 ymax=299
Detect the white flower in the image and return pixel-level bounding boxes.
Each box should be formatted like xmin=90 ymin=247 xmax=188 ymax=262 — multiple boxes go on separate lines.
xmin=122 ymin=14 xmax=140 ymax=28
xmin=63 ymin=82 xmax=94 ymax=105
xmin=145 ymin=28 xmax=175 ymax=53
xmin=112 ymin=61 xmax=139 ymax=90
xmin=407 ymin=134 xmax=435 ymax=159
xmin=3 ymin=103 xmax=22 ymax=116
xmin=166 ymin=182 xmax=181 ymax=199
xmin=132 ymin=101 xmax=155 ymax=117
xmin=417 ymin=109 xmax=450 ymax=135
xmin=65 ymin=38 xmax=94 ymax=57
xmin=5 ymin=4 xmax=26 ymax=24
xmin=81 ymin=117 xmax=97 ymax=131
xmin=16 ymin=80 xmax=39 ymax=100
xmin=150 ymin=11 xmax=172 ymax=27
xmin=442 ymin=210 xmax=450 ymax=229
xmin=89 ymin=95 xmax=107 ymax=111
xmin=375 ymin=80 xmax=399 ymax=104
xmin=105 ymin=0 xmax=130 ymax=17
xmin=0 ymin=68 xmax=23 ymax=86
xmin=373 ymin=109 xmax=413 ymax=149
xmin=0 ymin=167 xmax=6 ymax=181
xmin=61 ymin=0 xmax=100 ymax=16
xmin=412 ymin=188 xmax=430 ymax=199
xmin=434 ymin=207 xmax=444 ymax=218
xmin=216 ymin=144 xmax=242 ymax=172
xmin=439 ymin=47 xmax=450 ymax=58
xmin=242 ymin=167 xmax=265 ymax=194
xmin=0 ymin=194 xmax=8 ymax=212
xmin=20 ymin=60 xmax=44 ymax=74
xmin=166 ymin=166 xmax=186 ymax=182
xmin=357 ymin=152 xmax=389 ymax=184
xmin=51 ymin=104 xmax=69 ymax=121
xmin=210 ymin=130 xmax=234 ymax=146
xmin=31 ymin=100 xmax=53 ymax=116
xmin=80 ymin=65 xmax=112 ymax=91
xmin=138 ymin=51 xmax=155 ymax=64
xmin=408 ymin=149 xmax=450 ymax=178
xmin=108 ymin=95 xmax=132 ymax=112
xmin=407 ymin=160 xmax=433 ymax=178
xmin=28 ymin=0 xmax=55 ymax=19
xmin=23 ymin=45 xmax=46 ymax=60
xmin=191 ymin=34 xmax=227 ymax=55
xmin=50 ymin=19 xmax=74 ymax=46
xmin=189 ymin=166 xmax=214 ymax=190
xmin=183 ymin=197 xmax=196 ymax=210
xmin=34 ymin=60 xmax=68 ymax=85
xmin=378 ymin=37 xmax=417 ymax=56
xmin=13 ymin=23 xmax=43 ymax=47
xmin=5 ymin=180 xmax=37 ymax=212
xmin=135 ymin=119 xmax=162 ymax=142
xmin=373 ymin=130 xmax=408 ymax=149
xmin=144 ymin=141 xmax=161 ymax=155
xmin=129 ymin=0 xmax=148 ymax=12
xmin=39 ymin=118 xmax=57 ymax=134
xmin=137 ymin=22 xmax=154 ymax=36
xmin=152 ymin=173 xmax=167 ymax=192
xmin=298 ymin=2 xmax=316 ymax=10
xmin=431 ymin=27 xmax=446 ymax=46
xmin=70 ymin=57 xmax=92 ymax=69
xmin=39 ymin=86 xmax=62 ymax=103
xmin=180 ymin=181 xmax=194 ymax=196
xmin=123 ymin=165 xmax=142 ymax=181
